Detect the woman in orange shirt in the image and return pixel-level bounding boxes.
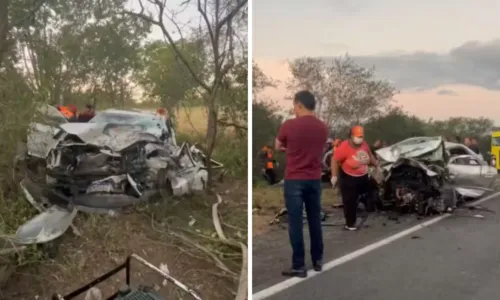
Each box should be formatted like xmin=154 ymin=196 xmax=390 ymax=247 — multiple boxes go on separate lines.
xmin=330 ymin=125 xmax=378 ymax=230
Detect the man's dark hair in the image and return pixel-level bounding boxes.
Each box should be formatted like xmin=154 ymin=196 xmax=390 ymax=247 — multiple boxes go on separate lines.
xmin=86 ymin=104 xmax=93 ymax=109
xmin=293 ymin=90 xmax=316 ymax=111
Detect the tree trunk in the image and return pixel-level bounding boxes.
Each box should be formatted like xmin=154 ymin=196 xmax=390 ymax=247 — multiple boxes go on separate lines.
xmin=205 ymin=92 xmax=218 ymax=190
xmin=0 ymin=0 xmax=9 ymax=67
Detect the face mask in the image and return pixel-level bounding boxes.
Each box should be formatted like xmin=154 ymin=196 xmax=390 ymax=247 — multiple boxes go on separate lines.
xmin=352 ymin=137 xmax=363 ymax=145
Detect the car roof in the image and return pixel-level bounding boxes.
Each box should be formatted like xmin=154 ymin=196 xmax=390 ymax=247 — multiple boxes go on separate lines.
xmin=99 ymin=108 xmax=157 ymax=117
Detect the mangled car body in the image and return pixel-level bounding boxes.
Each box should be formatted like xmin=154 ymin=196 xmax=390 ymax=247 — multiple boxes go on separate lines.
xmin=15 ymin=105 xmax=222 ymax=244
xmin=44 ymin=122 xmax=208 ymax=209
xmin=375 ymin=136 xmax=496 ymax=215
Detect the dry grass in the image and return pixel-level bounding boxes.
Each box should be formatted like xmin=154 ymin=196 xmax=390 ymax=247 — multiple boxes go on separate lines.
xmin=176 ymin=106 xmax=208 ymax=134
xmin=252 ymin=185 xmax=341 ymax=210
xmin=132 ymin=106 xmax=238 ymax=136
xmin=1 ymin=181 xmax=248 ymax=300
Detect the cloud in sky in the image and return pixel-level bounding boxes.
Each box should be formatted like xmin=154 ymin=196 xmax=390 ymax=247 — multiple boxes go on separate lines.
xmin=254 ymin=0 xmax=500 ymax=59
xmin=436 ymin=89 xmax=458 ymax=96
xmin=253 ymin=0 xmax=500 ymax=124
xmin=336 ymin=40 xmax=500 ymax=91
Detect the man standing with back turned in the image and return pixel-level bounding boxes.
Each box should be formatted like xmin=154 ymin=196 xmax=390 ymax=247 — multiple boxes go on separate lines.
xmin=276 ymin=90 xmax=328 ymax=278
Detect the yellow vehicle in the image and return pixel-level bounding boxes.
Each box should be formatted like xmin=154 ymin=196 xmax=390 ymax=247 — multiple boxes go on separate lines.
xmin=490 ymin=130 xmax=500 ymax=170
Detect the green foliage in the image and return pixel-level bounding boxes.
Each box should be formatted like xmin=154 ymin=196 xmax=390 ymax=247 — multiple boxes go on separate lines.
xmin=135 ymin=40 xmax=206 ymax=114
xmin=218 ymin=58 xmax=248 ymax=131
xmin=253 ymin=97 xmax=496 ymax=184
xmin=363 ymin=108 xmax=493 ymax=147
xmin=430 ymin=117 xmax=493 ymax=140
xmin=363 ymin=107 xmax=430 ymax=144
xmin=0 ymin=69 xmax=46 ymax=267
xmin=11 ymin=0 xmax=150 ymax=107
xmin=251 ymin=101 xmax=284 ymax=182
xmin=213 ymin=133 xmax=247 ymax=178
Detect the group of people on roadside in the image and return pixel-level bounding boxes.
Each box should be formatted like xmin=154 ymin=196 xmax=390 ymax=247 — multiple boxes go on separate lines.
xmin=463 ymin=137 xmax=480 ymax=154
xmin=56 ymin=104 xmax=95 ymax=122
xmin=444 ymin=135 xmax=481 ymax=154
xmin=272 ymin=90 xmax=489 ymax=278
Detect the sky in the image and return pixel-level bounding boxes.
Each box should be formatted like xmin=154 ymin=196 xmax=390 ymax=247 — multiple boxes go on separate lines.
xmin=253 ymin=0 xmax=500 ymax=124
xmin=127 ymin=0 xmax=199 ymax=41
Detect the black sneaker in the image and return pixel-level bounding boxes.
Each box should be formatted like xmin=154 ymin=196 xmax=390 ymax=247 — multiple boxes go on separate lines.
xmin=313 ymin=261 xmax=322 ymax=272
xmin=344 ymin=225 xmax=357 ymax=231
xmin=281 ymin=268 xmax=307 ymax=278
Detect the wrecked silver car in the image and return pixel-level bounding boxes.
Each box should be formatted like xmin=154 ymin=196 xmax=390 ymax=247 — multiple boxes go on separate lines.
xmin=14 ymin=106 xmax=222 ymax=245
xmin=376 ymin=136 xmax=496 ymax=215
xmin=44 ymin=122 xmax=209 ymax=209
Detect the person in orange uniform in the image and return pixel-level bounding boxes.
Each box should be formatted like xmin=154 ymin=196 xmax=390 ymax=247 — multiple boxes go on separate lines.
xmin=68 ymin=104 xmax=78 ymax=122
xmin=57 ymin=105 xmax=76 ymax=121
xmin=260 ymin=145 xmax=278 ymax=185
xmin=330 ymin=125 xmax=379 ymax=231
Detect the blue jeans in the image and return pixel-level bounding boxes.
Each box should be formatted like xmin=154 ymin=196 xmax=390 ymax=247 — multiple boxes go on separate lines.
xmin=284 ymin=179 xmax=323 ymax=269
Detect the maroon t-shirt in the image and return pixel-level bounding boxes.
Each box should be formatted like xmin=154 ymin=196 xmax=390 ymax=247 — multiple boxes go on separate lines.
xmin=277 ymin=115 xmax=328 ymax=180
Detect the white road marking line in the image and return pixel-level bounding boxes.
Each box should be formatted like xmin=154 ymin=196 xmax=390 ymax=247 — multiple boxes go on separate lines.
xmin=252 ymin=190 xmax=500 ymax=300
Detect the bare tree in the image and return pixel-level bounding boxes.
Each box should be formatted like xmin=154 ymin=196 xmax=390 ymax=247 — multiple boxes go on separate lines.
xmin=124 ymin=0 xmax=247 ymax=187
xmin=287 ymin=55 xmax=397 ymax=130
xmin=326 ymin=55 xmax=396 ymax=126
xmin=286 ymin=57 xmax=328 ymax=113
xmin=253 ymin=61 xmax=276 ymax=101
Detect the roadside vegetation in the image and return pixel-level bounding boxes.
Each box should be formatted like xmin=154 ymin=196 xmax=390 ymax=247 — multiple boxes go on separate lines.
xmin=0 ymin=0 xmax=247 ymax=299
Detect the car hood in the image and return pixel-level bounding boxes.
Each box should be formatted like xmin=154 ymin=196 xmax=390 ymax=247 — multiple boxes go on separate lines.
xmin=376 ymin=136 xmax=445 ymax=163
xmin=59 ymin=123 xmax=160 ymax=152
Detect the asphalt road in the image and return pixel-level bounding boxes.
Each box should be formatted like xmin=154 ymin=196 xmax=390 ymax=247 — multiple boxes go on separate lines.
xmin=255 ymin=193 xmax=500 ymax=300
xmin=253 ymin=207 xmax=424 ymax=290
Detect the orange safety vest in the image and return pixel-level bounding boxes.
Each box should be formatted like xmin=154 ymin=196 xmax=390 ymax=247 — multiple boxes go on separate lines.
xmin=58 ymin=106 xmax=74 ymax=119
xmin=265 ymin=149 xmax=274 ymax=169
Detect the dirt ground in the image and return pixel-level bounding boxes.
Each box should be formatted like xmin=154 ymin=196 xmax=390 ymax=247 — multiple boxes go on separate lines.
xmin=0 ymin=180 xmax=247 ymax=300
xmin=252 ymin=184 xmax=340 ymax=236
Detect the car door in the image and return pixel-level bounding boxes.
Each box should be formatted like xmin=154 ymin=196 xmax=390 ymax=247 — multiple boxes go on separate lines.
xmin=447 ymin=155 xmax=496 ymax=188
xmin=27 ymin=105 xmax=68 ymax=158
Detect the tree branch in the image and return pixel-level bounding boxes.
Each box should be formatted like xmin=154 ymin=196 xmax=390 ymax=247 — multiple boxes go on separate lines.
xmin=216 ymin=0 xmax=247 ymax=32
xmin=217 ymin=120 xmax=247 ymax=131
xmin=124 ymin=0 xmax=211 ymax=93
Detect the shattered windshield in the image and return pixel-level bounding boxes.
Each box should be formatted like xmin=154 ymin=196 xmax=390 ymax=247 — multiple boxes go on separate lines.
xmin=391 ymin=137 xmax=442 ymax=155
xmin=492 ymin=137 xmax=500 ymax=146
xmin=90 ymin=112 xmax=161 ymax=130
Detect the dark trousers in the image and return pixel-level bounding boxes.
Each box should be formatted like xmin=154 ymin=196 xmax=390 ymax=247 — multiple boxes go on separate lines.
xmin=339 ymin=172 xmax=370 ymax=227
xmin=264 ymin=168 xmax=278 ymax=185
xmin=284 ymin=179 xmax=323 ymax=269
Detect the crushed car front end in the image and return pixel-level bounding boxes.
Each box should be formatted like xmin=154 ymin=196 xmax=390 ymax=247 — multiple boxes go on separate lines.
xmin=15 ymin=118 xmax=222 ymax=245
xmin=375 ymin=136 xmax=494 ymax=215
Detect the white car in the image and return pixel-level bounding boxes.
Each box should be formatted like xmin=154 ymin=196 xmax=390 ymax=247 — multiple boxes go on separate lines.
xmin=376 ymin=136 xmax=497 ymax=191
xmin=27 ymin=104 xmax=69 ymax=159
xmin=88 ymin=108 xmax=176 ymax=145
